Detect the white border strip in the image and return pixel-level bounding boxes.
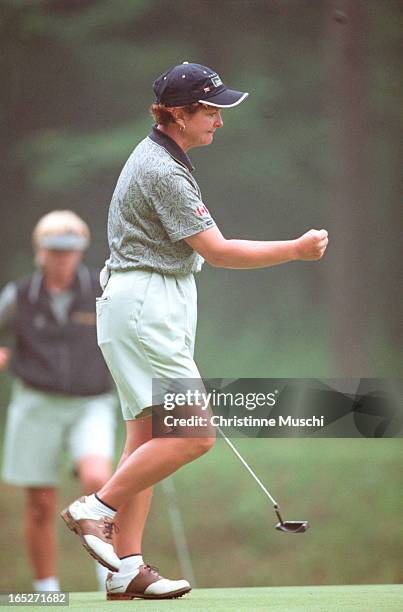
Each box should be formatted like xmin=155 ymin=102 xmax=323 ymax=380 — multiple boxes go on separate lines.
xmin=198 ymin=92 xmax=249 ymax=108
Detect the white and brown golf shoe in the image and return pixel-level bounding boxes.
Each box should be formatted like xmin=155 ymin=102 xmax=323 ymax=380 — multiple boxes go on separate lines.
xmin=61 ymin=496 xmax=121 ymax=572
xmin=106 ymin=564 xmax=191 ymax=600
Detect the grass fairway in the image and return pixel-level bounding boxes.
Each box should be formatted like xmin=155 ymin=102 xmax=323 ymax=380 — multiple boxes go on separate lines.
xmin=7 ymin=585 xmax=400 ymax=612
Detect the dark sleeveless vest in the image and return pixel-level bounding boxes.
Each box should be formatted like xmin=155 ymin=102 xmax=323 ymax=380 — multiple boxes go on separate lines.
xmin=11 ymin=266 xmax=111 ymax=396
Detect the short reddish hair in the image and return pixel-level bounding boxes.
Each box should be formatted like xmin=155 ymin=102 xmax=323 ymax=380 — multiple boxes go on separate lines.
xmin=149 ymin=102 xmax=205 ymax=126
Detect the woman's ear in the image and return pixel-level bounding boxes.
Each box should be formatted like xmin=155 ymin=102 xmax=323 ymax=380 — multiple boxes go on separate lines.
xmin=170 ymin=107 xmax=185 ymax=126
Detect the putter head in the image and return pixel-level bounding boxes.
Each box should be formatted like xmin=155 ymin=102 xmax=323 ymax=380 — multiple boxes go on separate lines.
xmin=275 ymin=520 xmax=310 ymax=533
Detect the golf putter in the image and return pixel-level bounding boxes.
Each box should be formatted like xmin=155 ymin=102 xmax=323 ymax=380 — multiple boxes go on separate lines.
xmin=218 ymin=428 xmax=309 ymax=533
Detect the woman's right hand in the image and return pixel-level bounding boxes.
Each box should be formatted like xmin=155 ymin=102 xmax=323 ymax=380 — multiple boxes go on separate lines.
xmin=295 ymin=229 xmax=329 ymax=261
xmin=0 ymin=347 xmax=11 ymax=371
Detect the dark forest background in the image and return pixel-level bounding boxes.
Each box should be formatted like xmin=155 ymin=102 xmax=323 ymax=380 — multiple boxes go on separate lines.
xmin=0 ymin=0 xmax=402 ymax=592
xmin=1 ymin=0 xmax=402 ymax=381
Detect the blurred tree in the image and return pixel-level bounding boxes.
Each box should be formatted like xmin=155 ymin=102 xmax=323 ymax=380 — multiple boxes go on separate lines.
xmin=0 ymin=0 xmax=401 ymax=377
xmin=325 ymin=0 xmax=371 ymax=375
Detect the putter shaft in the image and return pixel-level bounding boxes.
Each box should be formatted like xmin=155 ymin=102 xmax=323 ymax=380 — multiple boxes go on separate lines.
xmin=218 ymin=428 xmax=309 ymax=533
xmin=217 ymin=427 xmax=278 ymax=507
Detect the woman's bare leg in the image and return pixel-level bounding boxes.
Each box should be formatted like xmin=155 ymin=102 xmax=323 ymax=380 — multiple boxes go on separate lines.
xmin=25 ymin=487 xmax=58 ymax=580
xmin=97 ymin=408 xmax=215 ymax=510
xmin=113 ymin=417 xmax=154 ymax=557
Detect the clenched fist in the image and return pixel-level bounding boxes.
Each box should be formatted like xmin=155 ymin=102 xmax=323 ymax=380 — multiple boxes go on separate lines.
xmin=295 ymin=229 xmax=329 ymax=261
xmin=0 ymin=347 xmax=11 ymax=371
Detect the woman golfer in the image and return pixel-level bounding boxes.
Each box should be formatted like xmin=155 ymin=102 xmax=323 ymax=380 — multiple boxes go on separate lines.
xmin=62 ymin=62 xmax=328 ymax=600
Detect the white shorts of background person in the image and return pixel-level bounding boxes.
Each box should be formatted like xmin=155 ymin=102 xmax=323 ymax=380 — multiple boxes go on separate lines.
xmin=1 ymin=379 xmax=117 ymax=592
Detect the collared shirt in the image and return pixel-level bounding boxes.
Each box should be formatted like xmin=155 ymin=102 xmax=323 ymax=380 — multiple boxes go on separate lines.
xmin=105 ymin=126 xmax=216 ymax=275
xmin=148 ymin=125 xmax=194 ymax=172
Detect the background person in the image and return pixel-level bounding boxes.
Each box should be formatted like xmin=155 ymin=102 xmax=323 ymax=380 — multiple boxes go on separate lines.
xmin=62 ymin=62 xmax=328 ymax=601
xmin=0 ymin=210 xmax=117 ymax=592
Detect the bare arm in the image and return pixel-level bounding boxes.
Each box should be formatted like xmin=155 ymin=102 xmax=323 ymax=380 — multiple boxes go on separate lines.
xmin=0 ymin=347 xmax=11 ymax=371
xmin=184 ymin=226 xmax=329 ymax=269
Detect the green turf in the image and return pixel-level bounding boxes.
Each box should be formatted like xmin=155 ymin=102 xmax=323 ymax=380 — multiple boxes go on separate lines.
xmin=2 ymin=585 xmax=401 ymax=612
xmin=1 ymin=439 xmax=403 ymax=591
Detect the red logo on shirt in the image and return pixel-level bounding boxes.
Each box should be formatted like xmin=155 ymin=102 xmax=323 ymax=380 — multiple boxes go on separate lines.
xmin=196 ymin=204 xmax=210 ymax=218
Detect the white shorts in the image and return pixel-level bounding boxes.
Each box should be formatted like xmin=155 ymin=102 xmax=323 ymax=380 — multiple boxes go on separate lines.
xmin=96 ymin=269 xmax=201 ymax=420
xmin=2 ymin=379 xmax=117 ymax=487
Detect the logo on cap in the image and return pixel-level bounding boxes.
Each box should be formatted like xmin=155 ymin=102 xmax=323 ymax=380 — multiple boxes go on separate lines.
xmin=211 ymin=75 xmax=223 ymax=88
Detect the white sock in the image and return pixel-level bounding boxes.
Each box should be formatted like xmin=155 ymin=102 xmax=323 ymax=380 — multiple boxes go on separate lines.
xmin=119 ymin=554 xmax=144 ymax=576
xmin=84 ymin=494 xmax=116 ymax=519
xmin=95 ymin=561 xmax=109 ymax=591
xmin=108 ymin=555 xmax=144 ymax=590
xmin=33 ymin=577 xmax=60 ymax=592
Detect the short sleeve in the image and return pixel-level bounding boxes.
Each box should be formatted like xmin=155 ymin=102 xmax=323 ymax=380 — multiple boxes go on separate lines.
xmin=0 ymin=282 xmax=17 ymax=332
xmin=151 ymin=171 xmax=216 ymax=242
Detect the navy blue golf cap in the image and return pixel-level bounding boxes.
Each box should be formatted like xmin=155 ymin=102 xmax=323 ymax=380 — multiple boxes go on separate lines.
xmin=153 ymin=62 xmax=249 ymax=108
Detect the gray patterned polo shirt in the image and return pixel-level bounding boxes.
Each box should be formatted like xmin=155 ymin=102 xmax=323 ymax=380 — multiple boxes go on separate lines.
xmin=105 ymin=126 xmax=216 ymax=275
